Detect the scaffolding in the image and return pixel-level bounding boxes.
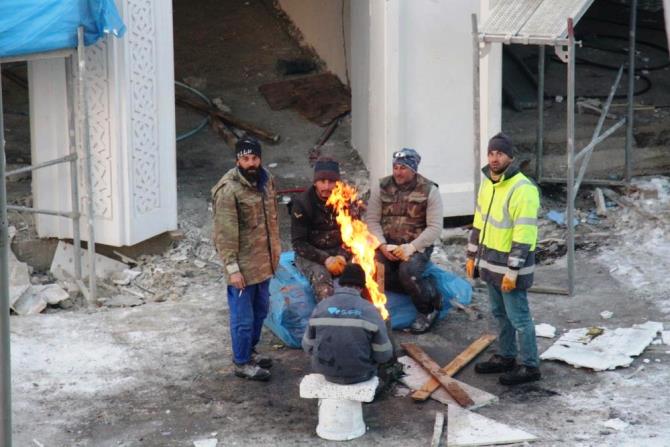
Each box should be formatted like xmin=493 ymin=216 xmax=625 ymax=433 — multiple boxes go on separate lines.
xmin=473 ymin=0 xmax=638 ymax=296
xmin=0 ymin=27 xmax=99 ymax=446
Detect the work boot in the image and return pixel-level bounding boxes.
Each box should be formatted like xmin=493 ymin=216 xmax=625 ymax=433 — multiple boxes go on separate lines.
xmin=409 ymin=310 xmax=438 ymax=334
xmin=499 ymin=365 xmax=541 ymax=385
xmin=474 ymin=354 xmax=517 ymax=374
xmin=251 ymin=349 xmax=273 ymax=369
xmin=234 ymin=362 xmax=271 ymax=381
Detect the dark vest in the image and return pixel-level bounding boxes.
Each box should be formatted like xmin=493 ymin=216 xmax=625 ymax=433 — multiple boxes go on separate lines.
xmin=379 ymin=174 xmax=435 ymax=244
xmin=297 ymin=187 xmax=342 ymax=251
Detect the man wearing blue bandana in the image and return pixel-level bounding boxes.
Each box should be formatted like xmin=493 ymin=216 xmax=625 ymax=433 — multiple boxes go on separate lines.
xmin=366 ymin=148 xmax=444 ymax=333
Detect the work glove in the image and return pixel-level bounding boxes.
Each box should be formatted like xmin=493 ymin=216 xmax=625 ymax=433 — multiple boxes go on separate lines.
xmin=325 ymin=255 xmax=347 ymax=276
xmin=392 ymin=243 xmax=417 ymax=262
xmin=466 ymin=258 xmax=476 ymax=279
xmin=501 ymin=269 xmax=518 ymax=293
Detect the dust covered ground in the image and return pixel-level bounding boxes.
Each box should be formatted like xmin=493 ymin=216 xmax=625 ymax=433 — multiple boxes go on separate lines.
xmin=6 ymin=0 xmax=670 ymax=446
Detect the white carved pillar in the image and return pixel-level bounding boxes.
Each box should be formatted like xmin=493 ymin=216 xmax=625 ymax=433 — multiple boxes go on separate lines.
xmin=28 ymin=0 xmax=177 ymax=247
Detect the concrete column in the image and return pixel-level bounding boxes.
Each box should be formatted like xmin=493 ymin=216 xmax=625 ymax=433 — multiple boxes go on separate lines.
xmin=28 ymin=0 xmax=177 ymax=247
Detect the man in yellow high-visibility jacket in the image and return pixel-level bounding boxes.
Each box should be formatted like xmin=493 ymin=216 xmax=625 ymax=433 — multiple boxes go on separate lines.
xmin=466 ymin=133 xmax=541 ymax=386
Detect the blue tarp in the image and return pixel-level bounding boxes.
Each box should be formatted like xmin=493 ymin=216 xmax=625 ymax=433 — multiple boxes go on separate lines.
xmin=0 ymin=0 xmax=126 ymax=59
xmin=265 ymin=252 xmax=473 ymax=348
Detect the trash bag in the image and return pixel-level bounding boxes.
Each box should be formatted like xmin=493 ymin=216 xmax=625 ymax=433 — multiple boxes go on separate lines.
xmin=265 ymin=253 xmax=473 ymax=346
xmin=265 ymin=252 xmax=316 ymax=348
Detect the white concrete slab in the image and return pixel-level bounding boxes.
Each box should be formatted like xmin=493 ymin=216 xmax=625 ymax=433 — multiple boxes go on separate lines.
xmin=299 ymin=374 xmax=378 ymax=402
xmin=398 ymin=356 xmax=498 ymax=410
xmin=12 ymin=291 xmax=47 ymax=316
xmin=446 ymin=404 xmax=538 ymax=446
xmin=535 ymin=323 xmax=556 ymax=338
xmin=540 ymin=321 xmax=664 ymax=371
xmin=661 ymin=331 xmax=670 ymax=345
xmin=50 ymin=241 xmax=127 ymax=281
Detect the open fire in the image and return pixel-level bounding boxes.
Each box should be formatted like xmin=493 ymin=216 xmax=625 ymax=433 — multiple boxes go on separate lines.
xmin=326 ymin=181 xmax=389 ymax=320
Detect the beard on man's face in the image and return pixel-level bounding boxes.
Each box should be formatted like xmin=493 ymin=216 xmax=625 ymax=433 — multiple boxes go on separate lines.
xmin=239 ymin=166 xmax=259 ymax=182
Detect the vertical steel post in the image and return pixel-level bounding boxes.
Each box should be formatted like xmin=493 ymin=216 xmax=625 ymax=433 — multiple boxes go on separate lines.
xmin=536 ymin=45 xmax=545 ymax=180
xmin=566 ymin=20 xmax=576 ymax=296
xmin=77 ymin=28 xmax=97 ymax=303
xmin=0 ymin=65 xmax=13 ymax=447
xmin=472 ymin=14 xmax=481 ymax=205
xmin=65 ymin=57 xmax=82 ymax=282
xmin=625 ymin=0 xmax=637 ymax=182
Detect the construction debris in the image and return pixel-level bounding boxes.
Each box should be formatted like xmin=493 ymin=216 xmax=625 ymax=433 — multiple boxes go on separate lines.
xmin=535 ymin=323 xmax=557 ymax=338
xmin=540 ymin=321 xmax=664 ymax=370
xmin=398 ymin=356 xmax=497 ymax=410
xmin=446 ymin=404 xmax=538 ymax=446
xmin=411 ymin=334 xmax=496 ymax=401
xmin=50 ymin=241 xmax=127 ymax=282
xmin=593 ymin=188 xmax=608 ymax=216
xmin=7 ymin=226 xmax=31 ymax=307
xmin=110 ymin=269 xmax=142 ymax=286
xmin=100 ymin=294 xmax=144 ymax=308
xmin=430 ymin=411 xmax=445 ymax=447
xmin=602 ymin=418 xmax=628 ymax=431
xmin=192 ymin=439 xmax=217 ymax=447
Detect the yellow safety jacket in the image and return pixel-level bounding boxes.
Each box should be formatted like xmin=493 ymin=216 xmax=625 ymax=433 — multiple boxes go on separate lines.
xmin=467 ymin=163 xmax=539 ymax=289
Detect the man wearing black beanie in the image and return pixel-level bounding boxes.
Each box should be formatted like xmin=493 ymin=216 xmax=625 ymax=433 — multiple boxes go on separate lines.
xmin=302 ymin=263 xmax=393 ymax=385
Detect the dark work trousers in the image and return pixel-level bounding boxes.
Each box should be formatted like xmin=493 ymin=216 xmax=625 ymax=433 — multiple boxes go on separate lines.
xmin=375 ymin=246 xmax=439 ymax=315
xmin=226 ymin=279 xmax=270 ymax=365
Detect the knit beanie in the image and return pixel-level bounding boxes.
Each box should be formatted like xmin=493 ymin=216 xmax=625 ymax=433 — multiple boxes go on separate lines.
xmin=487 ymin=132 xmax=514 ymax=158
xmin=235 ymin=136 xmax=262 ymax=159
xmin=392 ymin=148 xmax=421 ymax=172
xmin=313 ymin=157 xmax=341 ymax=182
xmin=339 ymin=263 xmax=366 ymax=289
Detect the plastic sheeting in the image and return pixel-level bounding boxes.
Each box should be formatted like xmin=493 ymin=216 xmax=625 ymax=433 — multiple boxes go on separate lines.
xmin=0 ymin=0 xmax=126 ymax=59
xmin=265 ymin=252 xmax=473 ymax=348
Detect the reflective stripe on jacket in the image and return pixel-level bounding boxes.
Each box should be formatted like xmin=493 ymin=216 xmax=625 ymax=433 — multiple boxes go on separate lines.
xmin=467 ymin=163 xmax=539 ymax=289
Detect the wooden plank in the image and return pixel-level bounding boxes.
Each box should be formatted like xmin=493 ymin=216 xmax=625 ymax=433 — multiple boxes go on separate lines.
xmin=430 ymin=411 xmax=445 ymax=447
xmin=401 ymin=344 xmax=474 ymax=408
xmin=411 ymin=334 xmax=496 ymax=402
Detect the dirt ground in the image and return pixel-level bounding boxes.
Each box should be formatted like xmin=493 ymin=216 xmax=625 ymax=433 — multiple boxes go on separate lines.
xmin=5 ymin=0 xmax=670 ymax=446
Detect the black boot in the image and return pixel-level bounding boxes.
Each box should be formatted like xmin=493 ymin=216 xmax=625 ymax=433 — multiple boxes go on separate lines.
xmin=499 ymin=365 xmax=541 ymax=385
xmin=474 ymin=354 xmax=517 ymax=374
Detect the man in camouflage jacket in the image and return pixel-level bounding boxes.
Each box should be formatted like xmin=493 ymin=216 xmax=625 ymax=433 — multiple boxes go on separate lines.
xmin=212 ymin=136 xmax=281 ymax=381
xmin=291 ymin=157 xmax=351 ymax=300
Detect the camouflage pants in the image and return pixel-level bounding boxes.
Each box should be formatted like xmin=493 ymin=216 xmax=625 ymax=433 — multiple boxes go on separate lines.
xmin=295 ymin=255 xmax=334 ymax=301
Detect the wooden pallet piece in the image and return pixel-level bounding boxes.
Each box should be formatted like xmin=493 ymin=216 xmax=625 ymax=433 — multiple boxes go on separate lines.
xmin=401 ymin=343 xmax=474 ymax=408
xmin=411 ymin=334 xmax=496 ymax=402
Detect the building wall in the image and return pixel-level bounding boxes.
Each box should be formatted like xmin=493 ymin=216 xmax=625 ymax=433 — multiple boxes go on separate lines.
xmin=277 ymin=0 xmax=351 ymax=84
xmin=28 ymin=0 xmax=177 ymax=246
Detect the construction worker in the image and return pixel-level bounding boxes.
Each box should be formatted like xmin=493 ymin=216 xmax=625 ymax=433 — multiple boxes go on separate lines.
xmin=211 ymin=136 xmax=281 ymax=381
xmin=366 ymin=148 xmax=444 ymax=334
xmin=302 ymin=263 xmax=393 ymax=385
xmin=467 ymin=133 xmax=541 ymax=385
xmin=291 ymin=157 xmax=351 ymax=300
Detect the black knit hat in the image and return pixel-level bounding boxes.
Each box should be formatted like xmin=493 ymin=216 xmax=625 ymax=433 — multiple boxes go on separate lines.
xmin=235 ymin=136 xmax=262 ymax=159
xmin=339 ymin=263 xmax=366 ymax=289
xmin=314 ymin=157 xmax=341 ymax=182
xmin=487 ymin=132 xmax=514 ymax=158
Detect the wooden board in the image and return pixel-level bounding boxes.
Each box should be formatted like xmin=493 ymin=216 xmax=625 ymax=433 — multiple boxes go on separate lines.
xmin=411 ymin=334 xmax=496 ymax=401
xmin=258 ymin=73 xmax=351 ymax=126
xmin=401 ymin=343 xmax=474 ymax=407
xmin=398 ymin=356 xmax=498 ymax=410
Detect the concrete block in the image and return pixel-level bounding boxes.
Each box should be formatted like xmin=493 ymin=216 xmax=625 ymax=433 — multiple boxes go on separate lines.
xmin=50 ymin=241 xmax=127 ymax=281
xmin=299 ymin=374 xmax=378 ymax=402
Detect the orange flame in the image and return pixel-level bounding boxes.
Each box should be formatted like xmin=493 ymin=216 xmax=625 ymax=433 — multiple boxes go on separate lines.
xmin=326 ymin=181 xmax=389 ymax=320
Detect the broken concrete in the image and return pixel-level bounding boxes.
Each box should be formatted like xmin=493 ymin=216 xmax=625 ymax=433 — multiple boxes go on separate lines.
xmin=12 ymin=290 xmax=47 ymax=316
xmin=446 ymin=404 xmax=538 ymax=447
xmin=50 ymin=241 xmax=127 ymax=282
xmin=540 ymin=321 xmax=664 ymax=370
xmin=7 ymin=226 xmax=31 ymax=307
xmin=535 ymin=323 xmax=557 ymax=338
xmin=101 ymin=294 xmax=144 ymax=308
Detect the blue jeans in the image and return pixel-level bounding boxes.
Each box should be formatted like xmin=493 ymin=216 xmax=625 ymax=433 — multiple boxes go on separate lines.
xmin=487 ymin=284 xmax=539 ymax=368
xmin=227 ymin=279 xmax=270 ymax=365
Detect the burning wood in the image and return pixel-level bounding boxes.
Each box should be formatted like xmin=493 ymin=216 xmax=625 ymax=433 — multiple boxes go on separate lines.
xmin=326 ymin=181 xmax=389 ymax=320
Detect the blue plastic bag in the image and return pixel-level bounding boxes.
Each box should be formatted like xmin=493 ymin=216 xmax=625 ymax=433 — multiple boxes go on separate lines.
xmin=265 ymin=253 xmax=473 ymax=347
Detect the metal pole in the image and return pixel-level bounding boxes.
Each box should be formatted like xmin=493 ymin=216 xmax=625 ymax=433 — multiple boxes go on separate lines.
xmin=625 ymin=0 xmax=637 ymax=182
xmin=0 ymin=65 xmax=14 ymax=447
xmin=471 ymin=14 xmax=481 ymax=206
xmin=77 ymin=28 xmax=97 ymax=303
xmin=566 ymin=19 xmax=576 ymax=297
xmin=536 ymin=45 xmax=545 ymax=180
xmin=65 ymin=57 xmax=82 ymax=282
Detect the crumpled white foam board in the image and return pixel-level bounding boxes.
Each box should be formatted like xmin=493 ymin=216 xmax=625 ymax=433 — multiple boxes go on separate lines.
xmin=540 ymin=321 xmax=663 ymax=371
xmin=535 ymin=323 xmax=556 ymax=338
xmin=446 ymin=404 xmax=538 ymax=446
